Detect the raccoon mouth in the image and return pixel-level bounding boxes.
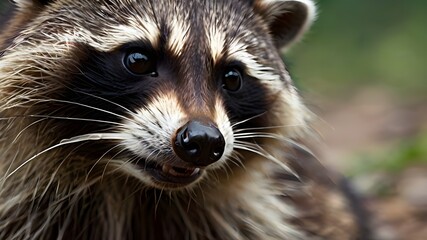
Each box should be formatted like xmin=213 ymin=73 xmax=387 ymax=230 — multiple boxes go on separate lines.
xmin=143 ymin=161 xmax=202 ymax=186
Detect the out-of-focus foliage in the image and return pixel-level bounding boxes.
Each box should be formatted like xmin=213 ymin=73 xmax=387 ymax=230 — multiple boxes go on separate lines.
xmin=351 ymin=130 xmax=427 ymax=175
xmin=287 ymin=0 xmax=427 ymax=99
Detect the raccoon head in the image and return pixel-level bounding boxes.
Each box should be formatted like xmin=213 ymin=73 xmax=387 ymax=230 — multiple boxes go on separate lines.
xmin=1 ymin=0 xmax=315 ymax=190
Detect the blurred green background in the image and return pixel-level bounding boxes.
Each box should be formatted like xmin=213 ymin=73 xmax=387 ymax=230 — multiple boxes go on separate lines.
xmin=287 ymin=0 xmax=427 ymax=99
xmin=286 ymin=1 xmax=427 ymax=238
xmin=283 ymin=0 xmax=427 ymax=174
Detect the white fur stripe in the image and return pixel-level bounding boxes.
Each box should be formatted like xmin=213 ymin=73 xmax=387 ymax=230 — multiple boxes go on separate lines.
xmin=207 ymin=26 xmax=226 ymax=63
xmin=122 ymin=92 xmax=185 ymax=158
xmin=212 ymin=97 xmax=234 ymax=169
xmin=35 ymin=22 xmax=160 ymax=53
xmin=227 ymin=40 xmax=282 ymax=91
xmin=167 ymin=16 xmax=190 ymax=56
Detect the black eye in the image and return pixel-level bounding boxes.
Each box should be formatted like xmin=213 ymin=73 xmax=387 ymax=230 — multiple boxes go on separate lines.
xmin=222 ymin=68 xmax=242 ymax=92
xmin=123 ymin=50 xmax=157 ymax=76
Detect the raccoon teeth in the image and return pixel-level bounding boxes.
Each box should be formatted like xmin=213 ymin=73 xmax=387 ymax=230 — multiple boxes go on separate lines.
xmin=161 ymin=164 xmax=200 ymax=177
xmin=191 ymin=168 xmax=201 ymax=176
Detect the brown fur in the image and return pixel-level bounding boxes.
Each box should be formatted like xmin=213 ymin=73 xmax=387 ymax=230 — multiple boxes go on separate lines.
xmin=0 ymin=1 xmax=369 ymax=239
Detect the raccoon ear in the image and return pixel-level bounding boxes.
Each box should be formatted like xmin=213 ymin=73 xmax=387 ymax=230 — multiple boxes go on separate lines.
xmin=13 ymin=0 xmax=53 ymax=8
xmin=255 ymin=0 xmax=316 ymax=50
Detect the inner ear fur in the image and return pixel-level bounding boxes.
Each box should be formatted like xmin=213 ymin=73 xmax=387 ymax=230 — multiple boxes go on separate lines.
xmin=255 ymin=0 xmax=316 ymax=50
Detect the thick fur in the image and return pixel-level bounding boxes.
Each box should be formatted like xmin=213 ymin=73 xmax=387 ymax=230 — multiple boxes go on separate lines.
xmin=0 ymin=0 xmax=368 ymax=239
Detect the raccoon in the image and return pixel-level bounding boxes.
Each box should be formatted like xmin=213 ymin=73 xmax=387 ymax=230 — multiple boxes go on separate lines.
xmin=0 ymin=0 xmax=369 ymax=239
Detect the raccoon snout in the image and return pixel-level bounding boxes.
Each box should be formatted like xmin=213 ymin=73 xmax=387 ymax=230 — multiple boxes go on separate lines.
xmin=173 ymin=120 xmax=225 ymax=166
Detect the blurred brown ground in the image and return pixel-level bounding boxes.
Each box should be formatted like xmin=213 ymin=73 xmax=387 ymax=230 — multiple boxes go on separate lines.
xmin=309 ymin=89 xmax=427 ymax=240
xmin=288 ymin=1 xmax=427 ymax=238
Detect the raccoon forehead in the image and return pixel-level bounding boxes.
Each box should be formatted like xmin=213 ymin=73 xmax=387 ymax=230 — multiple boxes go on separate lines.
xmin=30 ymin=1 xmax=252 ymax=48
xmin=29 ymin=4 xmax=192 ymax=55
xmin=61 ymin=13 xmax=161 ymax=51
xmin=11 ymin=2 xmax=160 ymax=51
xmin=18 ymin=1 xmax=256 ymax=54
xmin=15 ymin=0 xmax=285 ymax=88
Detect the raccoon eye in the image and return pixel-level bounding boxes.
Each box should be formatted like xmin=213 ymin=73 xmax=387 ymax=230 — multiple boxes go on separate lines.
xmin=124 ymin=50 xmax=157 ymax=76
xmin=222 ymin=68 xmax=242 ymax=92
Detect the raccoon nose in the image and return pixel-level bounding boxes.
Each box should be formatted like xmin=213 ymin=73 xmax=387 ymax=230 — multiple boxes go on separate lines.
xmin=174 ymin=120 xmax=225 ymax=166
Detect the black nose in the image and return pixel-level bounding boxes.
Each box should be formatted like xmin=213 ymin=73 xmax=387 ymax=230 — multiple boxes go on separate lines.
xmin=173 ymin=120 xmax=225 ymax=166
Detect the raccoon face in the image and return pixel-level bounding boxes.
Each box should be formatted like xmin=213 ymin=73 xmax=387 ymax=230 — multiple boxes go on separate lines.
xmin=1 ymin=0 xmax=315 ymax=189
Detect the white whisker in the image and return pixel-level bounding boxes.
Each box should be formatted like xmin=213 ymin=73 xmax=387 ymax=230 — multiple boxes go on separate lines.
xmin=86 ymin=144 xmax=123 ymax=182
xmin=29 ymin=114 xmax=127 ymax=127
xmin=30 ymin=98 xmax=135 ymax=123
xmin=3 ymin=133 xmax=125 ymax=181
xmin=70 ymin=90 xmax=137 ymax=118
xmin=101 ymin=147 xmax=128 ymax=182
xmin=234 ymin=141 xmax=298 ymax=178
xmin=228 ymin=154 xmax=246 ymax=170
xmin=230 ymin=112 xmax=266 ymax=129
xmin=155 ymin=188 xmax=164 ymax=215
xmin=234 ymin=132 xmax=318 ymax=161
xmin=39 ymin=142 xmax=87 ymax=200
xmin=13 ymin=117 xmax=49 ymax=143
xmin=0 ymin=152 xmax=19 ymax=189
xmin=60 ymin=133 xmax=125 ymax=145
xmin=234 ymin=124 xmax=306 ymax=133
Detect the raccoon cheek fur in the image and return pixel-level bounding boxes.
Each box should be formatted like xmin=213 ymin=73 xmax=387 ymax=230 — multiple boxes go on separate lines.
xmin=0 ymin=0 xmax=371 ymax=239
